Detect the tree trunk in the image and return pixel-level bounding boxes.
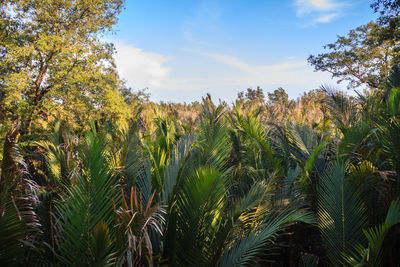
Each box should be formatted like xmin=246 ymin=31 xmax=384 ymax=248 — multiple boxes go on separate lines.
xmin=19 ymin=85 xmax=51 ymax=136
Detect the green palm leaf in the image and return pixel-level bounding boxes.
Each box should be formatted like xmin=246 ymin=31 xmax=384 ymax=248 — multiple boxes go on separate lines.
xmin=195 ymin=95 xmax=231 ymax=171
xmin=218 ymin=208 xmax=313 ymax=267
xmin=232 ymin=105 xmax=281 ymax=174
xmin=35 ymin=122 xmax=76 ymax=186
xmin=162 ymin=134 xmax=195 ymax=204
xmin=55 ymin=129 xmax=119 ymax=266
xmin=318 ymin=161 xmax=367 ymax=266
xmin=172 ymin=166 xmax=227 ymax=266
xmin=345 ymin=200 xmax=400 ymax=266
xmin=0 ymin=124 xmax=41 ymax=266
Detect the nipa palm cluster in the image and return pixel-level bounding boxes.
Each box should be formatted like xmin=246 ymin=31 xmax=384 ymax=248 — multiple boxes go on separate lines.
xmin=1 ymin=91 xmax=400 ymax=266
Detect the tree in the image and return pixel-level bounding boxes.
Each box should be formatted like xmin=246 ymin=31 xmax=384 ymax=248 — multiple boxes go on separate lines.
xmin=267 ymin=87 xmax=289 ymax=105
xmin=237 ymin=87 xmax=266 ymax=108
xmin=371 ymin=0 xmax=400 ymax=45
xmin=245 ymin=87 xmax=265 ymax=103
xmin=265 ymin=87 xmax=295 ymax=120
xmin=308 ymin=22 xmax=400 ymax=89
xmin=372 ymin=0 xmax=400 ymax=25
xmin=0 ymin=0 xmax=129 ymax=135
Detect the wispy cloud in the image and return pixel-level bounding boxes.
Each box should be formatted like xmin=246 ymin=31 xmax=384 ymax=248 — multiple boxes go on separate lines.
xmin=196 ymin=51 xmax=255 ymax=73
xmin=114 ymin=43 xmax=171 ymax=89
xmin=294 ymin=0 xmax=346 ymax=24
xmin=198 ymin=51 xmax=319 ymax=85
xmin=178 ymin=50 xmax=337 ymax=101
xmin=113 ymin=43 xmax=339 ymax=103
xmin=114 ymin=43 xmax=205 ymax=94
xmin=315 ymin=12 xmax=340 ymax=23
xmin=295 ymin=0 xmax=341 ymax=15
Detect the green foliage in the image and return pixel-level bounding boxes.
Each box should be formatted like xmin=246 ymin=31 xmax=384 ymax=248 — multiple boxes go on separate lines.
xmin=322 ymin=86 xmax=359 ymax=133
xmin=91 ymin=222 xmax=115 ymax=267
xmin=196 ymin=95 xmax=231 ymax=171
xmin=35 ymin=122 xmax=77 ymax=186
xmin=0 ymin=0 xmax=129 ymax=136
xmin=1 ymin=1 xmax=400 ymax=266
xmin=232 ymin=103 xmax=281 ymax=175
xmin=174 ymin=167 xmax=227 ymax=266
xmin=162 ymin=134 xmax=196 ymax=203
xmin=55 ymin=129 xmax=120 ymax=266
xmin=318 ymin=162 xmax=368 ymax=266
xmin=345 ymin=200 xmax=400 ymax=266
xmin=219 ymin=178 xmax=314 ymax=267
xmin=218 ymin=210 xmax=309 ymax=267
xmin=387 ymin=87 xmax=400 ymax=115
xmin=1 ymin=91 xmax=399 ymax=266
xmin=0 ymin=124 xmax=41 ymax=266
xmin=114 ymin=187 xmax=165 ymax=266
xmin=378 ymin=117 xmax=400 ymax=172
xmin=309 ymin=22 xmax=399 ymax=89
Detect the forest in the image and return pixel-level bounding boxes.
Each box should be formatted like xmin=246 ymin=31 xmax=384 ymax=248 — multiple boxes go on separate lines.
xmin=1 ymin=0 xmax=400 ymax=266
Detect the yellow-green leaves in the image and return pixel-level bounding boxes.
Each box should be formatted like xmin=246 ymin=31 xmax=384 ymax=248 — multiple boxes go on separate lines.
xmin=0 ymin=0 xmax=128 ymax=136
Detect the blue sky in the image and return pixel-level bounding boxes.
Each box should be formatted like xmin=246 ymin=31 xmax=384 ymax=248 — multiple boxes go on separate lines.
xmin=110 ymin=0 xmax=377 ymax=103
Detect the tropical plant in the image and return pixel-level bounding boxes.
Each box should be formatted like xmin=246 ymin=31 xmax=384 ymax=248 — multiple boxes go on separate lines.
xmin=0 ymin=124 xmax=41 ymax=266
xmin=55 ymin=129 xmax=120 ymax=266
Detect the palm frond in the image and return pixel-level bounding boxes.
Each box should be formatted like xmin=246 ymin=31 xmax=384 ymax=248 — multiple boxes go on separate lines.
xmin=34 ymin=122 xmax=77 ymax=186
xmin=321 ymin=86 xmax=359 ymax=133
xmin=232 ymin=105 xmax=281 ymax=175
xmin=0 ymin=124 xmax=41 ymax=266
xmin=387 ymin=87 xmax=400 ymax=116
xmin=90 ymin=222 xmax=116 ymax=266
xmin=364 ymin=200 xmax=400 ymax=265
xmin=218 ymin=173 xmax=314 ymax=267
xmin=172 ymin=166 xmax=227 ymax=266
xmin=218 ymin=207 xmax=313 ymax=267
xmin=317 ymin=161 xmax=367 ymax=266
xmin=378 ymin=117 xmax=400 ymax=173
xmin=55 ymin=129 xmax=120 ymax=266
xmin=338 ymin=119 xmax=376 ymax=160
xmin=1 ymin=123 xmax=28 ymax=189
xmin=115 ymin=128 xmax=153 ymax=206
xmin=345 ymin=200 xmax=400 ymax=266
xmin=162 ymin=134 xmax=196 ymax=204
xmin=114 ymin=187 xmax=165 ymax=266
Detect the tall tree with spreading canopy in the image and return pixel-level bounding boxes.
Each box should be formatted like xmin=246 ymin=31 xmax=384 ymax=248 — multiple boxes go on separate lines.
xmin=308 ymin=22 xmax=400 ymax=89
xmin=0 ymin=0 xmax=129 ymax=135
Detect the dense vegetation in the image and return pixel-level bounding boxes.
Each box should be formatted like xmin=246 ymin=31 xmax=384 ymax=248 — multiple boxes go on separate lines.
xmin=1 ymin=0 xmax=400 ymax=266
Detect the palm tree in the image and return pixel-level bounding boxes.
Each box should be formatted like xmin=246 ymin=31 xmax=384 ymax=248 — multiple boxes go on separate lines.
xmin=0 ymin=124 xmax=41 ymax=266
xmin=1 ymin=88 xmax=399 ymax=266
xmin=55 ymin=129 xmax=121 ymax=266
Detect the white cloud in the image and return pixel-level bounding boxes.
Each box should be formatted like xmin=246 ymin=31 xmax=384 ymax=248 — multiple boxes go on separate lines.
xmin=294 ymin=0 xmax=346 ymax=24
xmin=185 ymin=51 xmax=338 ymax=100
xmin=112 ymin=43 xmax=341 ymax=103
xmin=114 ymin=43 xmax=171 ymax=89
xmin=315 ymin=13 xmax=339 ymax=23
xmin=296 ymin=0 xmax=339 ymax=15
xmin=196 ymin=51 xmax=255 ymax=73
xmin=198 ymin=51 xmax=312 ymax=83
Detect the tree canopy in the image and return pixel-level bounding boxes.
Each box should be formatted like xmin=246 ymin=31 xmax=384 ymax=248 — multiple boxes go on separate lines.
xmin=0 ymin=0 xmax=130 ymax=136
xmin=308 ymin=22 xmax=400 ymax=89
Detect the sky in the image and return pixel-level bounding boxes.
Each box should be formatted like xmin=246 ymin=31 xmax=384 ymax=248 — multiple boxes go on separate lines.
xmin=109 ymin=0 xmax=378 ymax=103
